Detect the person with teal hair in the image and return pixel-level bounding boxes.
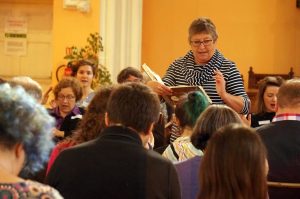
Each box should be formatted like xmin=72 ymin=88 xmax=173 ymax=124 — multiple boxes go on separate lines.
xmin=162 ymin=91 xmax=210 ymax=162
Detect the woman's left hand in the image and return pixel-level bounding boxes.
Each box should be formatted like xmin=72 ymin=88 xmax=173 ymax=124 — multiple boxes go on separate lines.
xmin=53 ymin=128 xmax=64 ymax=138
xmin=214 ymin=69 xmax=226 ymax=98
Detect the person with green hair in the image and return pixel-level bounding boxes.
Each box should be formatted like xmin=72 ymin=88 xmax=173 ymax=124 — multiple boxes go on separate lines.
xmin=162 ymin=91 xmax=210 ymax=162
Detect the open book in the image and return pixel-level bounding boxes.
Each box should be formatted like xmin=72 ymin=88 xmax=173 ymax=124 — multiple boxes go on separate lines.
xmin=141 ymin=63 xmax=164 ymax=84
xmin=141 ymin=63 xmax=212 ymax=105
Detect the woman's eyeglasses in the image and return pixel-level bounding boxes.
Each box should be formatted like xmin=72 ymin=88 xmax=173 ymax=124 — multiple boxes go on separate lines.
xmin=57 ymin=95 xmax=75 ymax=101
xmin=190 ymin=39 xmax=213 ymax=47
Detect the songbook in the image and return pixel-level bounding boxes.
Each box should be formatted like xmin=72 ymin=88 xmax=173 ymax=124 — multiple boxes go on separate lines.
xmin=167 ymin=85 xmax=212 ymax=105
xmin=141 ymin=63 xmax=164 ymax=84
xmin=141 ymin=63 xmax=212 ymax=106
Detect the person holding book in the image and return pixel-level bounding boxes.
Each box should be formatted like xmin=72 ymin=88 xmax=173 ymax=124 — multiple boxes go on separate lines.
xmin=147 ymin=17 xmax=250 ymax=115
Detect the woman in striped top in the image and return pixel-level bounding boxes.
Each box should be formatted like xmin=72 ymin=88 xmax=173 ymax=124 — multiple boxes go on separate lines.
xmin=148 ymin=17 xmax=250 ymax=115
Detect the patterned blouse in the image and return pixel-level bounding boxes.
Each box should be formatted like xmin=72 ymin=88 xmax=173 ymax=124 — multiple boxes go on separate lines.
xmin=0 ymin=180 xmax=63 ymax=199
xmin=162 ymin=136 xmax=203 ymax=162
xmin=163 ymin=50 xmax=250 ymax=114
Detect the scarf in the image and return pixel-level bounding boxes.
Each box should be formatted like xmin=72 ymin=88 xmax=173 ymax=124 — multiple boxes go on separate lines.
xmin=180 ymin=49 xmax=225 ymax=85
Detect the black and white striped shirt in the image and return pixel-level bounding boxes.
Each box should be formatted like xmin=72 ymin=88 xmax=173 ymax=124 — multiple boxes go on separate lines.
xmin=162 ymin=50 xmax=250 ymax=114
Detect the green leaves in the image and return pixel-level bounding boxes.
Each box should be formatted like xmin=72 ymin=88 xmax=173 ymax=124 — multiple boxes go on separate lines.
xmin=64 ymin=32 xmax=112 ymax=87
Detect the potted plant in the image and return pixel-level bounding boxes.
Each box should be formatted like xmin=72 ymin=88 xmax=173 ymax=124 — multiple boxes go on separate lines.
xmin=64 ymin=32 xmax=112 ymax=87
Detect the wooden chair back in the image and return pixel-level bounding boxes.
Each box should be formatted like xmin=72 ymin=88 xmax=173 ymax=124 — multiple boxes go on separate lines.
xmin=268 ymin=181 xmax=300 ymax=188
xmin=248 ymin=66 xmax=294 ymax=89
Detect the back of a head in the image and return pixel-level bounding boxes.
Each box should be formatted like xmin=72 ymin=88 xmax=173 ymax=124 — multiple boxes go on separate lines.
xmin=0 ymin=83 xmax=54 ymax=173
xmin=74 ymin=85 xmax=115 ymax=143
xmin=199 ymin=124 xmax=268 ymax=199
xmin=191 ymin=104 xmax=242 ymax=150
xmin=0 ymin=77 xmax=6 ymax=84
xmin=277 ymin=78 xmax=300 ymax=109
xmin=10 ymin=76 xmax=43 ymax=102
xmin=175 ymin=91 xmax=210 ymax=128
xmin=107 ymin=83 xmax=160 ymax=133
xmin=117 ymin=67 xmax=144 ymax=83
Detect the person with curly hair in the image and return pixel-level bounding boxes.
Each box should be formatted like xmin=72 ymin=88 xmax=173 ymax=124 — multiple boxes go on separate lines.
xmin=49 ymin=77 xmax=85 ymax=141
xmin=46 ymin=85 xmax=114 ymax=174
xmin=46 ymin=83 xmax=181 ymax=199
xmin=0 ymin=83 xmax=62 ymax=198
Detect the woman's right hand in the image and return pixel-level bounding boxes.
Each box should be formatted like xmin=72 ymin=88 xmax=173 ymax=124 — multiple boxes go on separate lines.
xmin=146 ymin=81 xmax=173 ymax=96
xmin=239 ymin=114 xmax=251 ymax=127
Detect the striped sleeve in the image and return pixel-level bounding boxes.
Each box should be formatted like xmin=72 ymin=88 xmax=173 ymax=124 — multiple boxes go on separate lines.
xmin=223 ymin=61 xmax=250 ymax=114
xmin=163 ymin=60 xmax=182 ymax=86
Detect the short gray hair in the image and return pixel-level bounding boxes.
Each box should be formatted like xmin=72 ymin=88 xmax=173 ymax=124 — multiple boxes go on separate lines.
xmin=0 ymin=83 xmax=54 ymax=173
xmin=188 ymin=17 xmax=218 ymax=42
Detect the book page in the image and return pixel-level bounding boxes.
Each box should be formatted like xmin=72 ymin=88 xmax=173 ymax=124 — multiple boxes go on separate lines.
xmin=141 ymin=63 xmax=164 ymax=84
xmin=141 ymin=64 xmax=212 ymax=106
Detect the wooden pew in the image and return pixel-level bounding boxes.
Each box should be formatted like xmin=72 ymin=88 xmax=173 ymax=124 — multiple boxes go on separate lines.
xmin=246 ymin=67 xmax=294 ymax=113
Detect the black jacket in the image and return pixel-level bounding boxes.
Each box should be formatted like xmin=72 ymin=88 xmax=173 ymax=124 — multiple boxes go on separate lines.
xmin=48 ymin=107 xmax=85 ymax=138
xmin=257 ymin=120 xmax=300 ymax=199
xmin=46 ymin=125 xmax=181 ymax=199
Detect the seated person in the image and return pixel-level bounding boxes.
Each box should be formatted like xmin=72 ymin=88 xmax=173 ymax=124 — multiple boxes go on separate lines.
xmin=46 ymin=86 xmax=114 ymax=174
xmin=69 ymin=60 xmax=97 ymax=108
xmin=9 ymin=76 xmax=56 ymax=108
xmin=162 ymin=91 xmax=210 ymax=162
xmin=251 ymin=76 xmax=284 ymax=127
xmin=0 ymin=77 xmax=6 ymax=83
xmin=199 ymin=124 xmax=268 ymax=199
xmin=257 ymin=79 xmax=300 ymax=199
xmin=175 ymin=105 xmax=242 ymax=199
xmin=0 ymin=83 xmax=62 ymax=198
xmin=49 ymin=77 xmax=85 ymax=141
xmin=117 ymin=66 xmax=144 ymax=83
xmin=117 ymin=67 xmax=168 ymax=149
xmin=46 ymin=83 xmax=181 ymax=199
xmin=9 ymin=76 xmax=43 ymax=102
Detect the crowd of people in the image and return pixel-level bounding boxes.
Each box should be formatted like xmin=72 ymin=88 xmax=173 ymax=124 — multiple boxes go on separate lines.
xmin=0 ymin=16 xmax=299 ymax=199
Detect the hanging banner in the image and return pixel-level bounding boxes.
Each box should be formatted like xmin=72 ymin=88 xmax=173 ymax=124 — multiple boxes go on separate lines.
xmin=4 ymin=16 xmax=27 ymax=56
